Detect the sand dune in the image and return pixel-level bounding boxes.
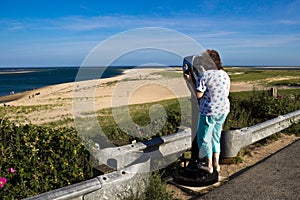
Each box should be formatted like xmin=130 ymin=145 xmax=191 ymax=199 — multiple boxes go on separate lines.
xmin=0 ymin=68 xmax=268 ymax=125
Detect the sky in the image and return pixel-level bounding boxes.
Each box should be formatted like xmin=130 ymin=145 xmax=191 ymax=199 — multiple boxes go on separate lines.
xmin=0 ymin=0 xmax=300 ymax=67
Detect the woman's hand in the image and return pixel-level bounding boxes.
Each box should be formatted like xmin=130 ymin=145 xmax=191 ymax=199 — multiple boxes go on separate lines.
xmin=183 ymin=73 xmax=189 ymax=79
xmin=183 ymin=73 xmax=191 ymax=82
xmin=196 ymin=91 xmax=204 ymax=100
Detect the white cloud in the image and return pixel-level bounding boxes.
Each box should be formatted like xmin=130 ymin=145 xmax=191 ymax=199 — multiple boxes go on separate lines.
xmin=206 ymin=33 xmax=300 ymax=49
xmin=0 ymin=15 xmax=215 ymax=32
xmin=277 ymin=19 xmax=300 ymax=25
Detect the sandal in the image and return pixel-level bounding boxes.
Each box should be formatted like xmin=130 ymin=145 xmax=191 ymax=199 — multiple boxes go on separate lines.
xmin=197 ymin=163 xmax=213 ymax=174
xmin=214 ymin=165 xmax=220 ymax=173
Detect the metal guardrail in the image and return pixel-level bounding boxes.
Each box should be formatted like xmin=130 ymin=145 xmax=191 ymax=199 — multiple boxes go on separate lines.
xmin=221 ymin=109 xmax=300 ymax=158
xmin=24 ymin=128 xmax=191 ymax=200
xmin=24 ymin=178 xmax=101 ymax=200
xmin=24 ymin=152 xmax=151 ymax=200
xmin=24 ymin=110 xmax=299 ymax=199
xmin=94 ymin=127 xmax=191 ymax=171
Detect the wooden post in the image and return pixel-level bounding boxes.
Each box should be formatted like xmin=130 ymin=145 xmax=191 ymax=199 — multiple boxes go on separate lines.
xmin=270 ymin=87 xmax=278 ymax=97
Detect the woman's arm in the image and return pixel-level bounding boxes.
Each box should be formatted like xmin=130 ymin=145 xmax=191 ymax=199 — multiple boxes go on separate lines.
xmin=184 ymin=73 xmax=204 ymax=100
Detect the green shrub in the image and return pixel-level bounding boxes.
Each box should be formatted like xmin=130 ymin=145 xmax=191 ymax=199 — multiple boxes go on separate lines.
xmin=123 ymin=171 xmax=175 ymax=200
xmin=97 ymin=98 xmax=191 ymax=144
xmin=0 ymin=120 xmax=93 ymax=199
xmin=224 ymin=89 xmax=300 ymax=129
xmin=282 ymin=123 xmax=300 ymax=136
xmin=144 ymin=171 xmax=174 ymax=200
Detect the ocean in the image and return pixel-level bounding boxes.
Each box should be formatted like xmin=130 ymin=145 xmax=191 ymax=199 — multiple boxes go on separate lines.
xmin=0 ymin=67 xmax=133 ymax=97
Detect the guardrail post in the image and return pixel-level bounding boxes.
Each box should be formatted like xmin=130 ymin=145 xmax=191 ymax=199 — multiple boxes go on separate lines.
xmin=84 ymin=152 xmax=150 ymax=200
xmin=221 ymin=109 xmax=300 ymax=158
xmin=220 ymin=129 xmax=252 ymax=158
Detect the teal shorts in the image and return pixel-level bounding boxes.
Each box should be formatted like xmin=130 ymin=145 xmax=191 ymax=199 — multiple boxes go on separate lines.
xmin=197 ymin=114 xmax=228 ymax=159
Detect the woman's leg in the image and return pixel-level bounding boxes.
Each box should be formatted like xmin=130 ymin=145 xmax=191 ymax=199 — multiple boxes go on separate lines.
xmin=212 ymin=114 xmax=228 ymax=171
xmin=197 ymin=115 xmax=216 ymax=173
xmin=197 ymin=115 xmax=215 ymax=160
xmin=213 ymin=152 xmax=220 ymax=172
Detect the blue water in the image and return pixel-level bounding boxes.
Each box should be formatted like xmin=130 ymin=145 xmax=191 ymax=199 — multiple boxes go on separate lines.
xmin=0 ymin=67 xmax=133 ymax=97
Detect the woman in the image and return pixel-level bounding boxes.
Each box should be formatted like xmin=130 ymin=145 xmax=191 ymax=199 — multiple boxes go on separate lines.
xmin=186 ymin=49 xmax=230 ymax=173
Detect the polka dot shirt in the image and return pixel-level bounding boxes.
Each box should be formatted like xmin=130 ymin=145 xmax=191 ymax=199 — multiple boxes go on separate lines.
xmin=196 ymin=70 xmax=230 ymax=116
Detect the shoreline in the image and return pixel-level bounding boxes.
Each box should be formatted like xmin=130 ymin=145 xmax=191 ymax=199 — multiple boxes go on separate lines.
xmin=0 ymin=67 xmax=132 ymax=104
xmin=0 ymin=92 xmax=31 ymax=104
xmin=0 ymin=66 xmax=132 ymax=98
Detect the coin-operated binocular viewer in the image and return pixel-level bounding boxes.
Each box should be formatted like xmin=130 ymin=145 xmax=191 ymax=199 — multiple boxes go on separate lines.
xmin=173 ymin=54 xmax=219 ymax=187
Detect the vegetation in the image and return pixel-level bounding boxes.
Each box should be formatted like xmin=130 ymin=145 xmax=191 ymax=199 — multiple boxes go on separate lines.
xmin=97 ymin=98 xmax=191 ymax=144
xmin=226 ymin=67 xmax=300 ymax=83
xmin=270 ymin=78 xmax=300 ymax=87
xmin=93 ymin=88 xmax=300 ymax=145
xmin=284 ymin=123 xmax=300 ymax=137
xmin=0 ymin=121 xmax=93 ymax=199
xmin=224 ymin=88 xmax=300 ymax=129
xmin=122 ymin=171 xmax=175 ymax=200
xmin=150 ymin=70 xmax=182 ymax=79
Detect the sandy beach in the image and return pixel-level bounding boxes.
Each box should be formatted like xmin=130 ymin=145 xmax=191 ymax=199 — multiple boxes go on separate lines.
xmin=0 ymin=67 xmax=286 ymax=125
xmin=0 ymin=68 xmax=184 ymax=124
xmin=0 ymin=70 xmax=38 ymax=74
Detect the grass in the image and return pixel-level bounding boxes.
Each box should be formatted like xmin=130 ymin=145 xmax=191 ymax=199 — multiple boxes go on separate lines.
xmin=282 ymin=122 xmax=300 ymax=136
xmin=95 ymin=97 xmax=191 ymax=144
xmin=229 ymin=88 xmax=300 ymax=98
xmin=150 ymin=70 xmax=182 ymax=79
xmin=269 ymin=78 xmax=300 ymax=87
xmin=122 ymin=171 xmax=175 ymax=200
xmin=44 ymin=117 xmax=74 ymax=127
xmin=224 ymin=88 xmax=300 ymax=130
xmin=0 ymin=104 xmax=51 ymax=124
xmin=225 ymin=67 xmax=300 ymax=83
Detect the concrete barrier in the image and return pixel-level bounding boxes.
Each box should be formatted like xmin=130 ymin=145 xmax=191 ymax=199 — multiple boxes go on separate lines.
xmin=221 ymin=109 xmax=300 ymax=158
